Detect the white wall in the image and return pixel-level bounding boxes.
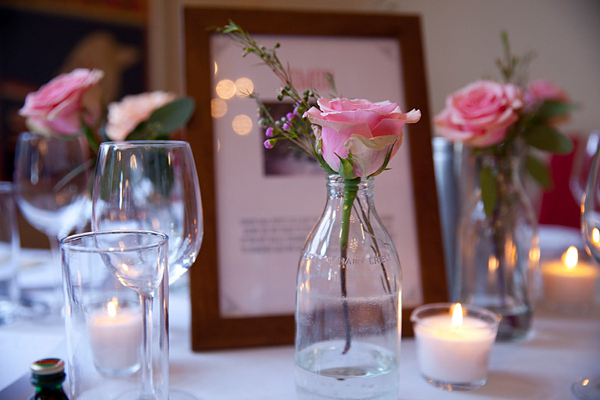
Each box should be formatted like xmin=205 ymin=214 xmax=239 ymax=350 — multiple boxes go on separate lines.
xmin=150 ymin=0 xmax=600 ymax=135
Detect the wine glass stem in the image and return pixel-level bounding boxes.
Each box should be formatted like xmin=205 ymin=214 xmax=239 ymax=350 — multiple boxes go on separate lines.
xmin=140 ymin=293 xmax=156 ymax=400
xmin=48 ymin=235 xmax=63 ymax=307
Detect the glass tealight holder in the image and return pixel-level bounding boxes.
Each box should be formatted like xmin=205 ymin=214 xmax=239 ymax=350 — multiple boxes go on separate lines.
xmin=410 ymin=303 xmax=500 ymax=391
xmin=61 ymin=231 xmax=168 ymax=399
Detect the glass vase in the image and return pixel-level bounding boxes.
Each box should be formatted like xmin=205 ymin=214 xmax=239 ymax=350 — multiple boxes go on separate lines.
xmin=455 ymin=144 xmax=539 ymax=342
xmin=295 ymin=175 xmax=402 ymax=400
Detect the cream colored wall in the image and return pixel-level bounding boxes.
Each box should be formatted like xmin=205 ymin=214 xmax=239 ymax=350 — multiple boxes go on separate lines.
xmin=149 ymin=0 xmax=600 ymax=135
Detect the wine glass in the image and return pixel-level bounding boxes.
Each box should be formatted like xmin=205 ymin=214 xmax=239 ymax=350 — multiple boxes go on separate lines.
xmin=576 ymin=134 xmax=600 ymax=399
xmin=61 ymin=230 xmax=168 ymax=400
xmin=570 ymin=131 xmax=599 ymax=205
xmin=91 ymin=141 xmax=202 ymax=285
xmin=91 ymin=140 xmax=202 ymax=400
xmin=13 ymin=132 xmax=92 ymax=313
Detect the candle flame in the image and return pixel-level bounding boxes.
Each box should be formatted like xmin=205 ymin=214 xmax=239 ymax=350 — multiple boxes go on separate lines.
xmin=488 ymin=255 xmax=499 ymax=273
xmin=562 ymin=246 xmax=578 ymax=269
xmin=593 ymin=228 xmax=600 ymax=245
xmin=107 ymin=297 xmax=118 ymax=317
xmin=451 ymin=303 xmax=463 ymax=328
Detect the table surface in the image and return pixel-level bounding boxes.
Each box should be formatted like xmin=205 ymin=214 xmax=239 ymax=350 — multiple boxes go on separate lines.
xmin=1 ymin=282 xmax=599 ymax=400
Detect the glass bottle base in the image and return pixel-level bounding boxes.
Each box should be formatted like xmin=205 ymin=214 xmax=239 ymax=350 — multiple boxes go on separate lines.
xmin=493 ymin=306 xmax=533 ymax=342
xmin=422 ymin=373 xmax=486 ymax=391
xmin=295 ymin=340 xmax=398 ymax=400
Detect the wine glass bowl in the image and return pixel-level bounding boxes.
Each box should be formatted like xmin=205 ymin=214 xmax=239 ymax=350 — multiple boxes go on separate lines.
xmin=93 ymin=230 xmax=168 ymax=296
xmin=14 ymin=132 xmax=92 ymax=238
xmin=575 ymin=132 xmax=600 ymax=400
xmin=13 ymin=132 xmax=93 ymax=312
xmin=92 ymin=141 xmax=202 ymax=285
xmin=570 ymin=131 xmax=599 ymax=206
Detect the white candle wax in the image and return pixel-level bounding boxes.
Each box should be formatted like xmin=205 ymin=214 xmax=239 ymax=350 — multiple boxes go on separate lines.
xmin=87 ymin=301 xmax=142 ymax=373
xmin=542 ymin=247 xmax=599 ymax=306
xmin=542 ymin=262 xmax=599 ymax=305
xmin=414 ymin=314 xmax=496 ymax=384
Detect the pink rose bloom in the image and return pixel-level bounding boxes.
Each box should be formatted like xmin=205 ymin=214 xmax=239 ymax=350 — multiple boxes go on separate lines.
xmin=524 ymin=79 xmax=569 ymax=109
xmin=434 ymin=80 xmax=523 ymax=147
xmin=105 ymin=91 xmax=176 ymax=141
xmin=19 ymin=68 xmax=104 ymax=135
xmin=304 ymin=98 xmax=421 ymax=177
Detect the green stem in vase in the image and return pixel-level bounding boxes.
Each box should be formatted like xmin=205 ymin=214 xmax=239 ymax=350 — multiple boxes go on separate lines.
xmin=340 ymin=178 xmax=359 ymax=354
xmin=354 ymin=196 xmax=397 ymax=313
xmin=487 ymin=158 xmax=519 ymax=331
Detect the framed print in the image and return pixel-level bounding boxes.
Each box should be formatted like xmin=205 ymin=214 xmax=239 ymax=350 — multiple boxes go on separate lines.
xmin=183 ymin=7 xmax=447 ymax=350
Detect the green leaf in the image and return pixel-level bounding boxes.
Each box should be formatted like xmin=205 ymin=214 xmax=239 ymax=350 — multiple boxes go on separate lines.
xmin=480 ymin=167 xmax=497 ymax=218
xmin=125 ymin=97 xmax=196 ymax=140
xmin=80 ymin=121 xmax=99 ymax=153
xmin=125 ymin=120 xmax=150 ymax=140
xmin=315 ymin=153 xmax=336 ymax=175
xmin=337 ymin=155 xmax=356 ymax=180
xmin=147 ymin=97 xmax=195 ymax=133
xmin=147 ymin=148 xmax=175 ymax=198
xmin=537 ymin=100 xmax=576 ymax=119
xmin=525 ymin=154 xmax=553 ymax=189
xmin=524 ymin=125 xmax=573 ymax=154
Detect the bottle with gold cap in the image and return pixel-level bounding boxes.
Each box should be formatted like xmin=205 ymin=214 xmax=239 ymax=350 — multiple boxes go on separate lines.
xmin=29 ymin=358 xmax=69 ymax=400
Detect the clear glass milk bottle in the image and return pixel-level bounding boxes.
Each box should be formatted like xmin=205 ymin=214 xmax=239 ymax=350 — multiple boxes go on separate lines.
xmin=295 ymin=175 xmax=402 ymax=400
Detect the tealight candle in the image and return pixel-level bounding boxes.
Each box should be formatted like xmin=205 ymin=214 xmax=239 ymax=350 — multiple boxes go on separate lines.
xmin=87 ymin=297 xmax=143 ymax=377
xmin=411 ymin=303 xmax=500 ymax=391
xmin=542 ymin=246 xmax=599 ymax=308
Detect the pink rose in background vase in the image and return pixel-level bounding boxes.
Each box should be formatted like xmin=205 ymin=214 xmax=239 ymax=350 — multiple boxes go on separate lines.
xmin=18 ymin=68 xmax=104 ymax=135
xmin=525 ymin=79 xmax=569 ymax=108
xmin=525 ymin=79 xmax=571 ymax=125
xmin=434 ymin=80 xmax=523 ymax=147
xmin=304 ymin=98 xmax=421 ymax=177
xmin=105 ymin=91 xmax=176 ymax=141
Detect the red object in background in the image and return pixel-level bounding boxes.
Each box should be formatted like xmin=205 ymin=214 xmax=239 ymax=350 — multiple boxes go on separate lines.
xmin=538 ymin=135 xmax=588 ymax=229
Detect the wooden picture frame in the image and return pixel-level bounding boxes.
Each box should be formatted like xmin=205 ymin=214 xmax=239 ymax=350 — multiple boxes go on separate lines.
xmin=183 ymin=7 xmax=447 ymax=351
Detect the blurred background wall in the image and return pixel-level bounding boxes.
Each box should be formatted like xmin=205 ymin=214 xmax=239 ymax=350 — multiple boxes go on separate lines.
xmin=151 ymin=0 xmax=600 ymax=137
xmin=2 ymin=0 xmax=599 ymax=250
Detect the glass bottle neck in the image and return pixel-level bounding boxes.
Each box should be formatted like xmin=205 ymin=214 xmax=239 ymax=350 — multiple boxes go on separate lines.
xmin=325 ymin=175 xmax=375 ymax=199
xmin=475 ymin=147 xmax=526 ymax=194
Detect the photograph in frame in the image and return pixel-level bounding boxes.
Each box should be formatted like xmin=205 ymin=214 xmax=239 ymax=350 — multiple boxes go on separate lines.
xmin=183 ymin=7 xmax=447 ymax=350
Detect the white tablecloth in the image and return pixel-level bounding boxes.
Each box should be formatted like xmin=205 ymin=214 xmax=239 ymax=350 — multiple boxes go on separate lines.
xmin=1 ymin=287 xmax=599 ymax=400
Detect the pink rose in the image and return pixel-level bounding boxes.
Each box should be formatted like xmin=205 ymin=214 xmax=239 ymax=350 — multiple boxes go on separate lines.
xmin=524 ymin=79 xmax=569 ymax=109
xmin=19 ymin=68 xmax=104 ymax=135
xmin=105 ymin=91 xmax=176 ymax=141
xmin=304 ymin=98 xmax=421 ymax=177
xmin=434 ymin=80 xmax=523 ymax=147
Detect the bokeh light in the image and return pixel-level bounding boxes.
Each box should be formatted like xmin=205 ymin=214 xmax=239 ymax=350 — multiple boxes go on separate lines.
xmin=235 ymin=77 xmax=254 ymax=96
xmin=216 ymin=79 xmax=236 ymax=99
xmin=211 ymin=98 xmax=228 ymax=118
xmin=232 ymin=114 xmax=253 ymax=136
